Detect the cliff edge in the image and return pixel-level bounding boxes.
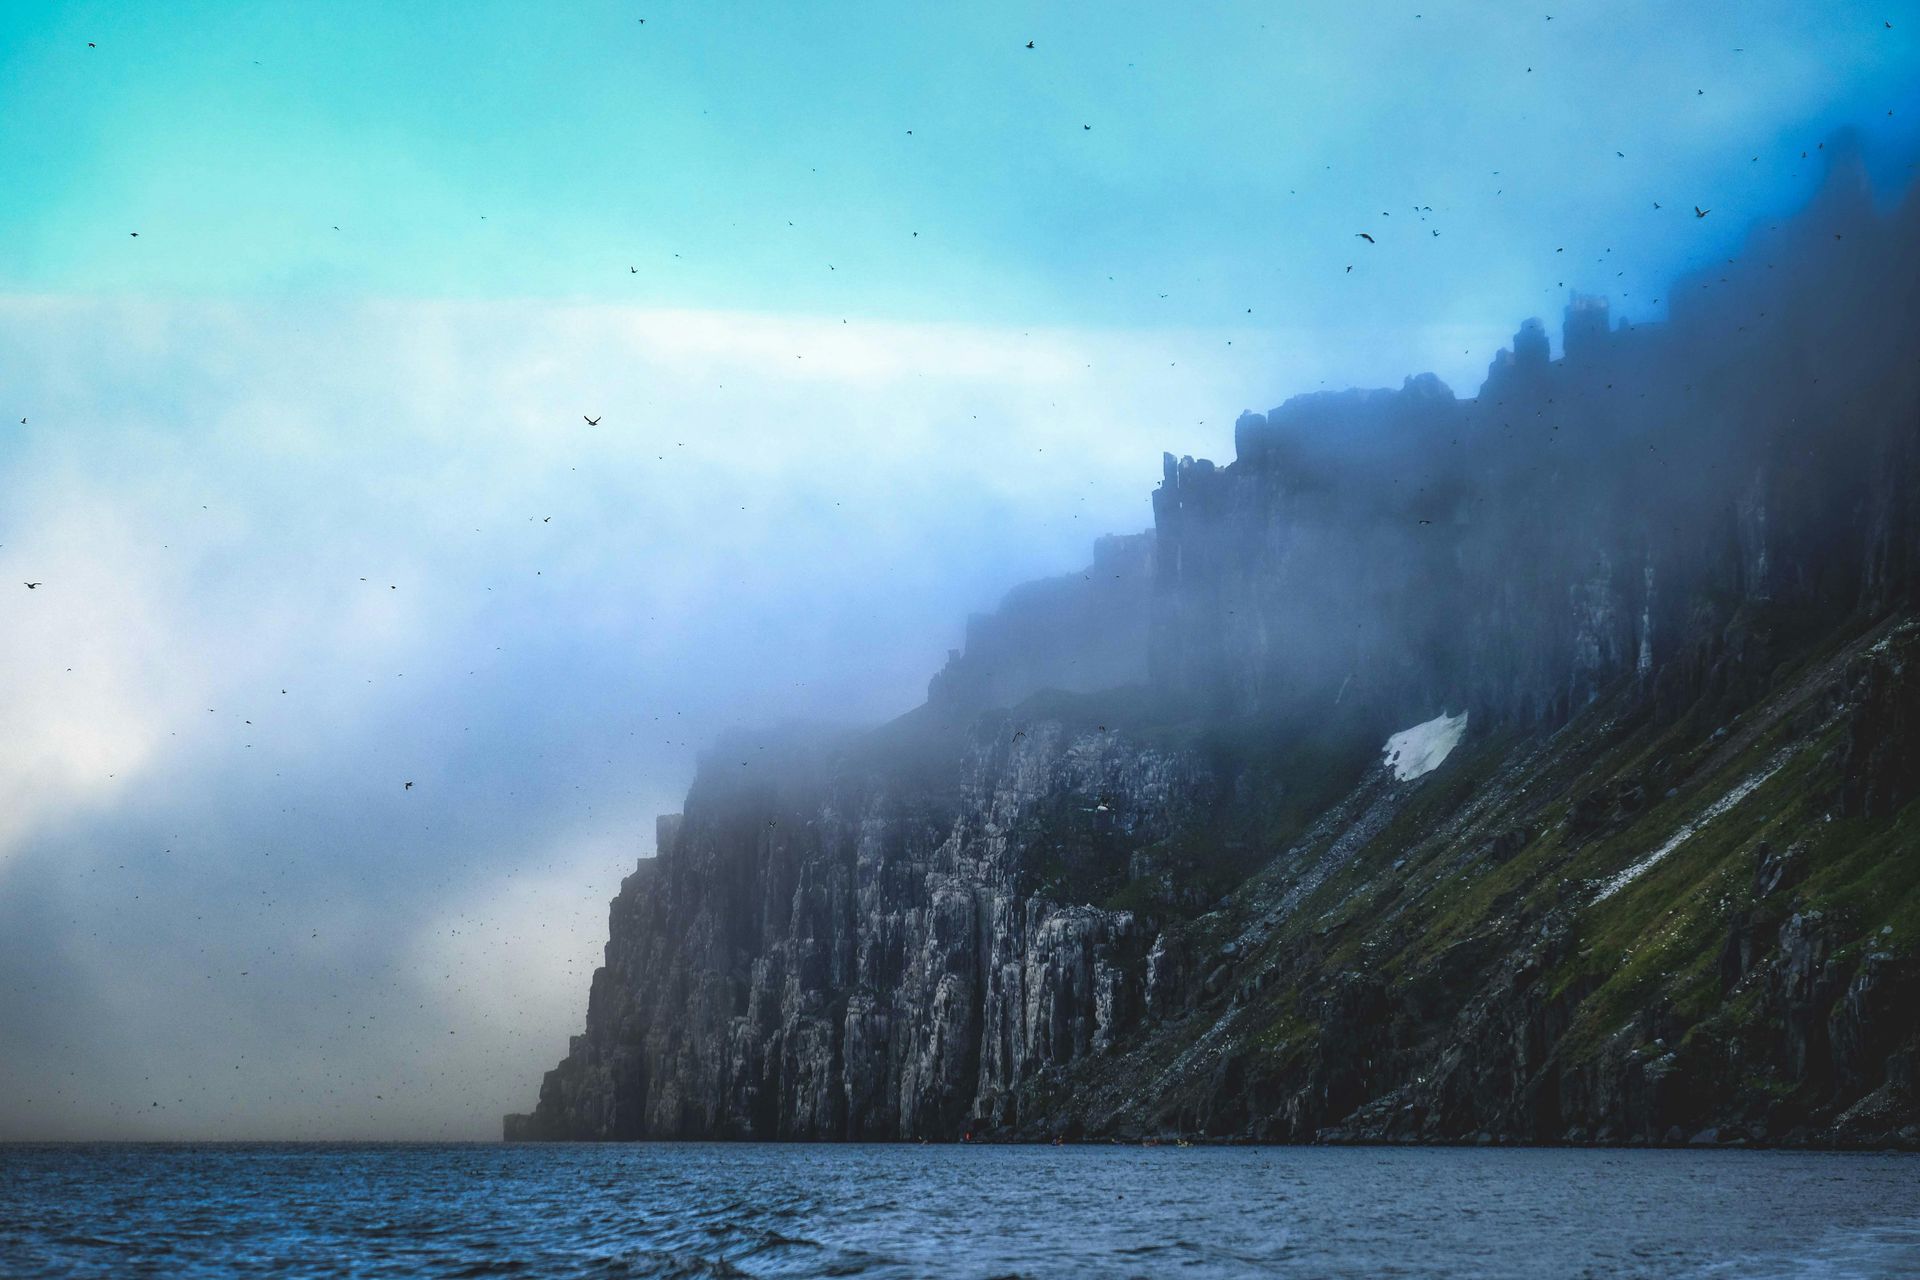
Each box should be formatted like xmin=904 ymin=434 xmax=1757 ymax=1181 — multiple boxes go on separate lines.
xmin=508 ymin=149 xmax=1920 ymax=1147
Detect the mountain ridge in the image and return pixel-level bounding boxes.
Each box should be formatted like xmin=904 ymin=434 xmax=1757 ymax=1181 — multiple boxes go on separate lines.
xmin=507 ymin=147 xmax=1920 ymax=1147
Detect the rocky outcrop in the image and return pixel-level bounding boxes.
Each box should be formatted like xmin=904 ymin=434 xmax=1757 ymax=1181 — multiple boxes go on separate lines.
xmin=927 ymin=532 xmax=1154 ymax=713
xmin=509 ymin=145 xmax=1920 ymax=1147
xmin=508 ymin=714 xmax=1214 ymax=1140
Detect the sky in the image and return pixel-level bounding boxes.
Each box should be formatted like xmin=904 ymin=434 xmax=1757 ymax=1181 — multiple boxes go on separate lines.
xmin=0 ymin=1 xmax=1915 ymax=1140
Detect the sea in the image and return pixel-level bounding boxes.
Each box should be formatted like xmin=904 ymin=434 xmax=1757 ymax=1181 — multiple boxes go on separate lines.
xmin=2 ymin=1143 xmax=1918 ymax=1278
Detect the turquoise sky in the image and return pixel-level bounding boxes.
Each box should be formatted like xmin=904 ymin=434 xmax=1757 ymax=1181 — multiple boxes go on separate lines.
xmin=3 ymin=1 xmax=1915 ymax=342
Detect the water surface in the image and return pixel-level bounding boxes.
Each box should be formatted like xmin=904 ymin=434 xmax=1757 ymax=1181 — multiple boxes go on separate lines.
xmin=3 ymin=1143 xmax=1918 ymax=1277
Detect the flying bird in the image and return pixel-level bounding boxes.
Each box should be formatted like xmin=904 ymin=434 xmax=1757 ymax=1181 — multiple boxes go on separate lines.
xmin=1694 ymin=206 xmax=1710 ymax=218
xmin=583 ymin=415 xmax=601 ymax=425
xmin=23 ymin=582 xmax=41 ymax=589
xmin=1025 ymin=40 xmax=1034 ymax=48
xmin=1356 ymin=232 xmax=1375 ymax=243
xmin=404 ymin=781 xmax=414 ymax=790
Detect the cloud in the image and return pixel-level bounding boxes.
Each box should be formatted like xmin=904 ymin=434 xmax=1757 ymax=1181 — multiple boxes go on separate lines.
xmin=0 ymin=295 xmax=1301 ymax=1137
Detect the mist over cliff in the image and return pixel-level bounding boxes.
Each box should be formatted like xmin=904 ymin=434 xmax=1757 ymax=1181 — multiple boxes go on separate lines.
xmin=509 ymin=143 xmax=1920 ymax=1147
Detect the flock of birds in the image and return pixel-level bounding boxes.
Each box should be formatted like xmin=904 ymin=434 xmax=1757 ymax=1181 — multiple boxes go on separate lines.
xmin=60 ymin=15 xmax=1864 ymax=299
xmin=6 ymin=13 xmax=1911 ymax=1136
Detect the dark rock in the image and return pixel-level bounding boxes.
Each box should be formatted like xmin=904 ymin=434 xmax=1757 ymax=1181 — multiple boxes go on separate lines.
xmin=509 ymin=165 xmax=1920 ymax=1148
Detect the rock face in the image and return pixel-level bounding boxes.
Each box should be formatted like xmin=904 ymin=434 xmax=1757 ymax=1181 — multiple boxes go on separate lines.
xmin=927 ymin=532 xmax=1155 ymax=713
xmin=509 ymin=146 xmax=1920 ymax=1147
xmin=509 ymin=715 xmax=1213 ymax=1139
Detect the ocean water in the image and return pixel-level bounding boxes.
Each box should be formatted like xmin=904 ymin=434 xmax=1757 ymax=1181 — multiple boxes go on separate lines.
xmin=2 ymin=1143 xmax=1918 ymax=1278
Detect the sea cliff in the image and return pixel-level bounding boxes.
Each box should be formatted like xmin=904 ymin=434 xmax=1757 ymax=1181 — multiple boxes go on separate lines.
xmin=509 ymin=147 xmax=1920 ymax=1147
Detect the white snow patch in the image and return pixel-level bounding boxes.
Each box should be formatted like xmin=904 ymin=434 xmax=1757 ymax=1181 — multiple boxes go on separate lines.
xmin=1382 ymin=711 xmax=1469 ymax=781
xmin=1592 ymin=750 xmax=1790 ymax=902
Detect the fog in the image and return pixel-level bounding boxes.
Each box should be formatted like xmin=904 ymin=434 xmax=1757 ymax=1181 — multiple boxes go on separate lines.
xmin=0 ymin=302 xmax=1317 ymax=1138
xmin=1 ymin=1 xmax=1916 ymax=1139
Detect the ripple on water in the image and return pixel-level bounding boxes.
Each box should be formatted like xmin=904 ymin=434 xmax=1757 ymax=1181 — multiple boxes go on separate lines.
xmin=1 ymin=1145 xmax=1917 ymax=1278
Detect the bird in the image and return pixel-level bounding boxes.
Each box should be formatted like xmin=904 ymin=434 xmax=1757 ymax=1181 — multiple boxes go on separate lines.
xmin=1025 ymin=40 xmax=1034 ymax=48
xmin=129 ymin=231 xmax=138 ymax=237
xmin=404 ymin=781 xmax=414 ymax=790
xmin=23 ymin=582 xmax=40 ymax=589
xmin=1694 ymin=206 xmax=1710 ymax=218
xmin=583 ymin=415 xmax=601 ymax=425
xmin=1356 ymin=232 xmax=1375 ymax=243
xmin=629 ymin=266 xmax=636 ymax=274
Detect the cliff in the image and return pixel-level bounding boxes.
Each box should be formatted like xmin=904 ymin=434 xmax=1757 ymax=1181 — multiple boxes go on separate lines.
xmin=507 ymin=147 xmax=1920 ymax=1147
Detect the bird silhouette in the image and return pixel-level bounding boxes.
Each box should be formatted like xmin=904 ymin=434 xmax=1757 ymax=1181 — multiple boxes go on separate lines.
xmin=404 ymin=781 xmax=414 ymax=791
xmin=1356 ymin=232 xmax=1375 ymax=243
xmin=24 ymin=582 xmax=41 ymax=589
xmin=1694 ymin=206 xmax=1710 ymax=218
xmin=583 ymin=415 xmax=601 ymax=426
xmin=1025 ymin=40 xmax=1034 ymax=48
